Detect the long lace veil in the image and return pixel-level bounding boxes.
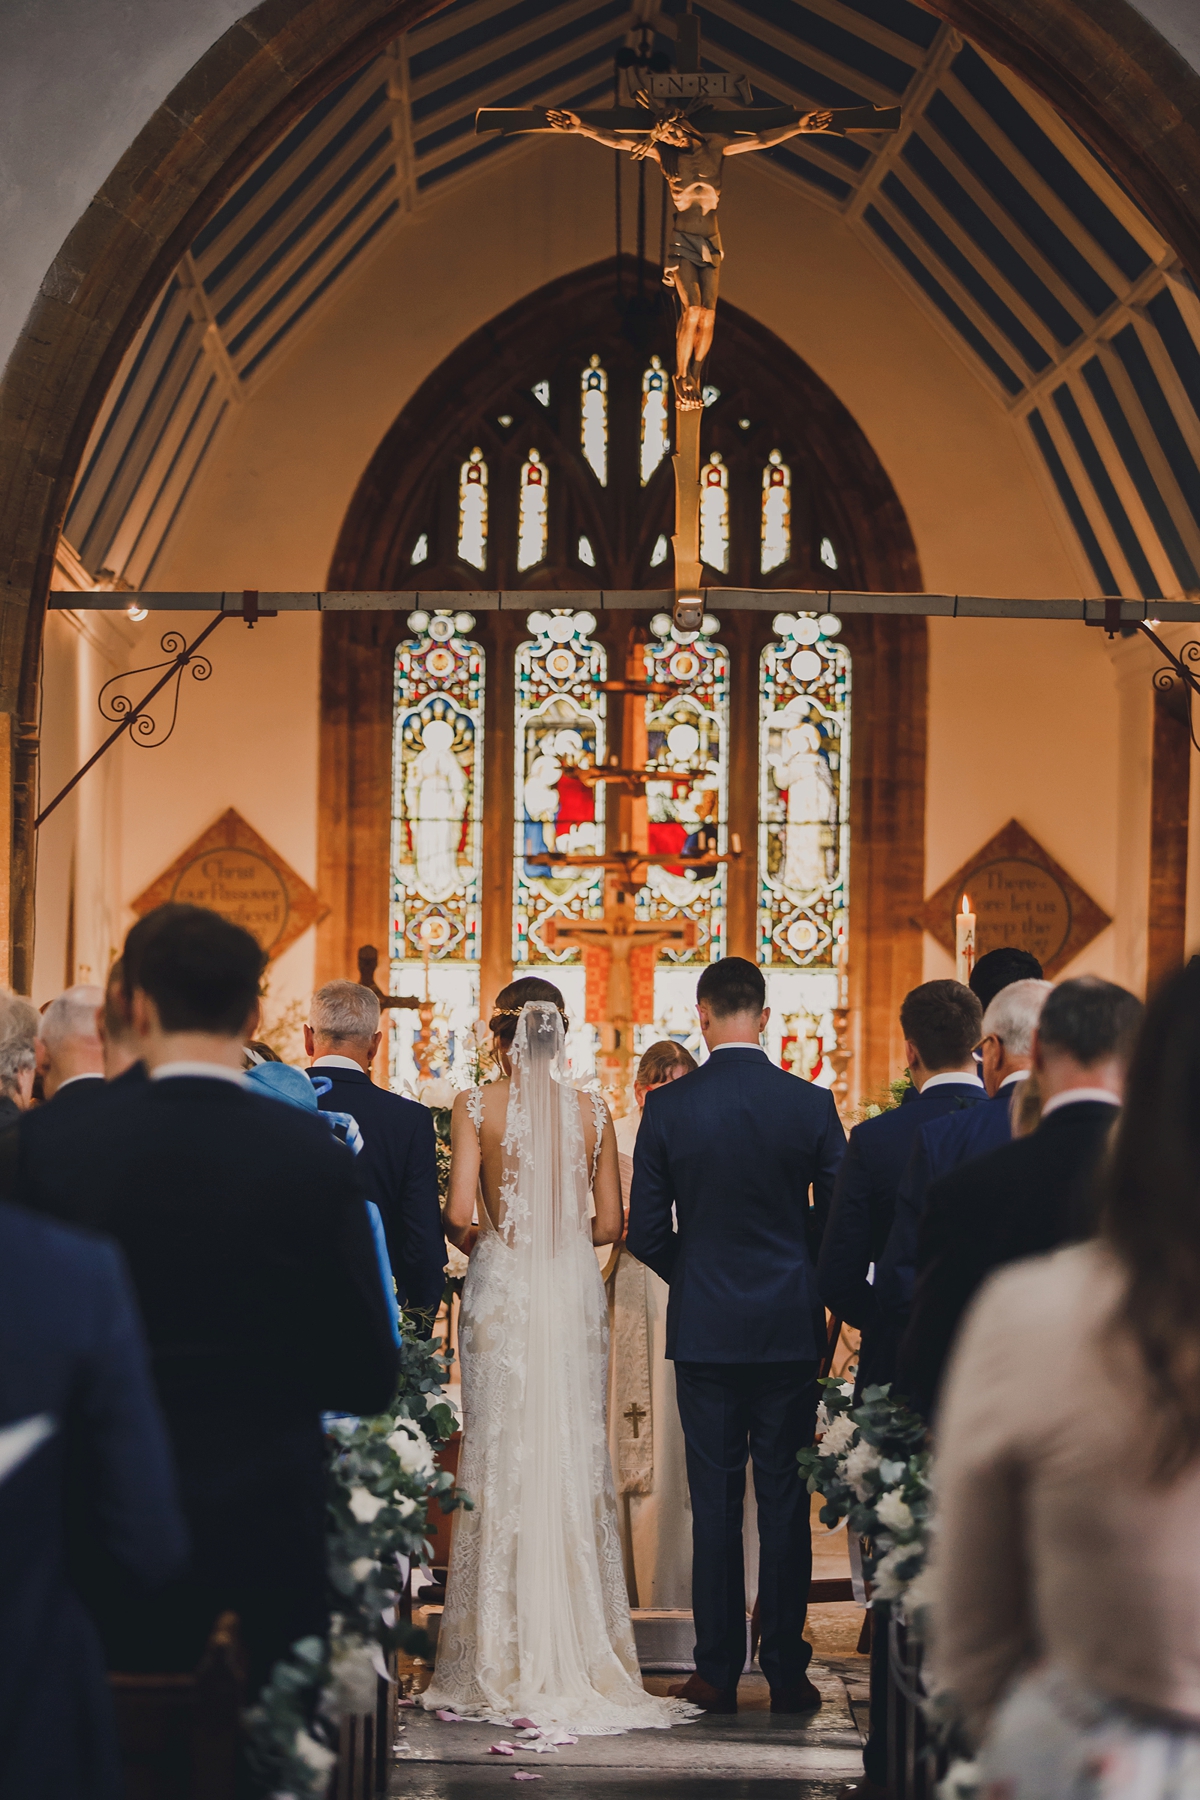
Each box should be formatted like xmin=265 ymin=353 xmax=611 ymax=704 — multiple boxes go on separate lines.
xmin=497 ymin=999 xmax=593 ymax=1253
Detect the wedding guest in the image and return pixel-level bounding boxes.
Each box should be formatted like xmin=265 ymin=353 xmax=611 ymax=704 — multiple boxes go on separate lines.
xmin=899 ymin=974 xmax=1142 ymax=1421
xmin=929 ymin=961 xmax=1200 ymax=1796
xmin=968 ymin=945 xmax=1043 ymax=1011
xmin=96 ymin=959 xmax=142 ymax=1084
xmin=629 ymin=957 xmax=845 ymax=1716
xmin=817 ymin=979 xmax=984 ymax=1398
xmin=10 ymin=904 xmax=397 ymax=1694
xmin=0 ymin=1201 xmax=188 ymax=1800
xmin=33 ymin=984 xmax=106 ymax=1110
xmin=884 ymin=979 xmax=1053 ymax=1321
xmin=0 ymin=991 xmax=38 ymax=1125
xmin=305 ymin=980 xmax=444 ymax=1329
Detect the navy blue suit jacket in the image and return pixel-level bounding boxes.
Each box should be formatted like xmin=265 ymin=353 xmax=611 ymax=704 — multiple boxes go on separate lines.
xmin=875 ymin=1084 xmax=1016 ymax=1360
xmin=308 ymin=1065 xmax=445 ymax=1317
xmin=627 ymin=1047 xmax=845 ymax=1364
xmin=0 ymin=1203 xmax=187 ymax=1799
xmin=817 ymin=1078 xmax=986 ymax=1391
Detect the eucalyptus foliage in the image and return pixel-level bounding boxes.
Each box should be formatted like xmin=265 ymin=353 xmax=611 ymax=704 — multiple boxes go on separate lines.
xmin=244 ymin=1320 xmax=466 ymax=1798
xmin=798 ymin=1377 xmax=932 ymax=1613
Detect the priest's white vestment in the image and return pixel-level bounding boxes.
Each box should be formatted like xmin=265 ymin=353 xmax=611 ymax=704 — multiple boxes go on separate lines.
xmin=607 ymin=1111 xmax=692 ymax=1609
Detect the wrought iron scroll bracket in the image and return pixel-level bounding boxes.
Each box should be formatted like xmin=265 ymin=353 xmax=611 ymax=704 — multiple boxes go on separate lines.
xmin=1137 ymin=621 xmax=1200 ymax=754
xmin=34 ymin=592 xmax=267 ymax=831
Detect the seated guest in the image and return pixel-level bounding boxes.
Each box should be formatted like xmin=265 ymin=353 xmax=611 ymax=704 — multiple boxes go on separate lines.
xmin=305 ymin=981 xmax=445 ymax=1328
xmin=98 ymin=958 xmax=145 ymax=1084
xmin=817 ymin=979 xmax=984 ymax=1398
xmin=33 ymin=984 xmax=106 ymax=1109
xmin=885 ymin=979 xmax=1052 ymax=1309
xmin=9 ymin=905 xmax=397 ymax=1694
xmin=898 ymin=974 xmax=1142 ymax=1421
xmin=929 ymin=962 xmax=1200 ymax=1795
xmin=0 ymin=992 xmax=38 ymax=1125
xmin=0 ymin=1200 xmax=187 ymax=1800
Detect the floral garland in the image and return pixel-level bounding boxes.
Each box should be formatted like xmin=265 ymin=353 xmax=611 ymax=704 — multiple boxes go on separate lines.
xmin=797 ymin=1376 xmax=932 ymax=1614
xmin=244 ymin=1321 xmax=467 ymax=1798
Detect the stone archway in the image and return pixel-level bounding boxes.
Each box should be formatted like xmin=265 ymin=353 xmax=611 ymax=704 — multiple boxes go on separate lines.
xmin=3 ymin=0 xmax=1200 ymax=988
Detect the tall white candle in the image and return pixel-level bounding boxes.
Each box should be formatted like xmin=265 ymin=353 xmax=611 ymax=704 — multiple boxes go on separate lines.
xmin=955 ymin=893 xmax=976 ymax=984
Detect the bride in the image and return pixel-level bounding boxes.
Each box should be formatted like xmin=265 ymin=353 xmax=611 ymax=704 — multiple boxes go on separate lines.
xmin=421 ymin=977 xmax=696 ymax=1735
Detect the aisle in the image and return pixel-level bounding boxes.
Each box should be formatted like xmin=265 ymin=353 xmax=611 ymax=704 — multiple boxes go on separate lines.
xmin=391 ymin=1657 xmax=868 ymax=1795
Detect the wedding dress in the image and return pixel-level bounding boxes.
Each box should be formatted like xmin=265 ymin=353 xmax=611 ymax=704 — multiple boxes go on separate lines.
xmin=421 ymin=1002 xmax=695 ymax=1734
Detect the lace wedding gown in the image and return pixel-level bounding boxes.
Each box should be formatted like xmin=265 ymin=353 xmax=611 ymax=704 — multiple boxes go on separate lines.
xmin=421 ymin=1003 xmax=695 ymax=1735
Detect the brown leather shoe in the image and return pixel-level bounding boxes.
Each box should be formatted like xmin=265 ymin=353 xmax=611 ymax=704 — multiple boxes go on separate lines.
xmin=667 ymin=1671 xmax=738 ymax=1713
xmin=769 ymin=1674 xmax=823 ymax=1714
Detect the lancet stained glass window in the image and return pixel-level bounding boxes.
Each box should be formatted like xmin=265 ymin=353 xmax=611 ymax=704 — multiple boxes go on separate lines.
xmin=700 ymin=452 xmax=729 ymax=572
xmin=517 ymin=449 xmax=549 ymax=571
xmin=640 ymin=613 xmax=730 ymax=1004
xmin=391 ymin=609 xmax=485 ymax=1091
xmin=457 ymin=448 xmax=487 ymax=570
xmin=581 ymin=355 xmax=607 ymax=485
xmin=641 ymin=356 xmax=669 ymax=484
xmin=758 ymin=612 xmax=850 ymax=1081
xmin=514 ymin=611 xmax=607 ymax=970
xmin=761 ymin=451 xmax=791 ymax=573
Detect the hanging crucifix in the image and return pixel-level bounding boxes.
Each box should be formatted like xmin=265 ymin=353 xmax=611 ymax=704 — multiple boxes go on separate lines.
xmin=478 ymin=17 xmax=899 ymax=628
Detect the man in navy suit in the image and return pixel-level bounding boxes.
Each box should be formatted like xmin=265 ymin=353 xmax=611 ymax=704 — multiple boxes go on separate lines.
xmin=0 ymin=1202 xmax=187 ymax=1799
xmin=886 ymin=978 xmax=1051 ymax=1311
xmin=818 ymin=980 xmax=985 ymax=1397
xmin=12 ymin=907 xmax=398 ymax=1695
xmin=305 ymin=981 xmax=446 ymax=1325
xmin=628 ymin=957 xmax=844 ymax=1716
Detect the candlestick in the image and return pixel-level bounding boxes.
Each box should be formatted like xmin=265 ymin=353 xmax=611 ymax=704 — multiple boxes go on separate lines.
xmin=955 ymin=893 xmax=976 ymax=985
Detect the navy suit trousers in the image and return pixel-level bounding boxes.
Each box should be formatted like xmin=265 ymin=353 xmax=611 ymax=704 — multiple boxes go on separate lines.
xmin=673 ymin=1360 xmax=819 ymax=1694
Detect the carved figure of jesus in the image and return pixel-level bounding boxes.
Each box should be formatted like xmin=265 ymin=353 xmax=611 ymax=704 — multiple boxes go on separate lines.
xmin=547 ymin=107 xmax=831 ymax=404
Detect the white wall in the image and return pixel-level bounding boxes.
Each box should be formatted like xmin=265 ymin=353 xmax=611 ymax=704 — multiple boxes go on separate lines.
xmin=34 ymin=607 xmax=320 ymax=1050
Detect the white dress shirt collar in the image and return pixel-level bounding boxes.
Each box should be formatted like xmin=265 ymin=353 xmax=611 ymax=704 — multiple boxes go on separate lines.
xmin=919 ymin=1069 xmax=985 ymax=1093
xmin=55 ymin=1073 xmax=104 ymax=1091
xmin=309 ymin=1054 xmax=367 ymax=1073
xmin=999 ymin=1069 xmax=1030 ymax=1090
xmin=149 ymin=1061 xmax=248 ymax=1086
xmin=1040 ymin=1087 xmax=1120 ymax=1119
xmin=706 ymin=1041 xmax=766 ymax=1053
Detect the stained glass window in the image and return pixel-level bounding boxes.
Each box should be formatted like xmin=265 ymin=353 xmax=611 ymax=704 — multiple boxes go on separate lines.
xmin=641 ymin=356 xmax=669 ymax=484
xmin=700 ymin=452 xmax=729 ymax=573
xmin=581 ymin=355 xmax=607 ymax=485
xmin=410 ymin=533 xmax=428 ymax=566
xmin=650 ymin=534 xmax=669 ymax=566
xmin=517 ymin=449 xmax=548 ymax=571
xmin=457 ymin=448 xmax=487 ymax=570
xmin=514 ymin=612 xmax=607 ymax=1048
xmin=578 ymin=535 xmax=596 ymax=567
xmin=761 ymin=450 xmax=791 ymax=573
xmin=820 ymin=536 xmax=839 ymax=570
xmin=638 ymin=612 xmax=729 ymax=1039
xmin=391 ymin=610 xmax=485 ymax=1092
xmin=758 ymin=612 xmax=850 ymax=1081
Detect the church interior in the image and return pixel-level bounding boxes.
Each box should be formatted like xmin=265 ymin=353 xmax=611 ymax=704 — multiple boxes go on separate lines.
xmin=6 ymin=0 xmax=1200 ymax=1791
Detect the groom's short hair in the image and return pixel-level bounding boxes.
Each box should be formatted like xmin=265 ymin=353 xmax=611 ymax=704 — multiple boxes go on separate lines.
xmin=696 ymin=957 xmax=766 ymax=1018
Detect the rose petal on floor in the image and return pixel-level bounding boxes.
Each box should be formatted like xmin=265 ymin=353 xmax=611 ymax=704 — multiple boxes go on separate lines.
xmin=489 ymin=1742 xmax=516 ymax=1755
xmin=511 ymin=1774 xmax=542 ymax=1782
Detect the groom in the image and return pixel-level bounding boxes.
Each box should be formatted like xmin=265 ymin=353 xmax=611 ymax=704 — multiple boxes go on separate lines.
xmin=628 ymin=957 xmax=845 ymax=1712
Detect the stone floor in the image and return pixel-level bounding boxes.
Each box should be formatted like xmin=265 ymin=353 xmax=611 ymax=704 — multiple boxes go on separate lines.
xmin=391 ymin=1502 xmax=868 ymax=1796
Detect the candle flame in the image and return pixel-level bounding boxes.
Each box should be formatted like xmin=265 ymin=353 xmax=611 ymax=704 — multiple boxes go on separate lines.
xmin=961 ymin=893 xmax=972 ymax=915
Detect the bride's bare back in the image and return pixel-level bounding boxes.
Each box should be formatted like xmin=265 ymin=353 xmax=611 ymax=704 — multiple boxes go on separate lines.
xmin=445 ymin=1076 xmax=623 ymax=1246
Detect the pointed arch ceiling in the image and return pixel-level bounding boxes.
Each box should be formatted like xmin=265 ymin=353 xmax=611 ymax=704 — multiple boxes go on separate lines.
xmin=61 ymin=0 xmax=1200 ymax=604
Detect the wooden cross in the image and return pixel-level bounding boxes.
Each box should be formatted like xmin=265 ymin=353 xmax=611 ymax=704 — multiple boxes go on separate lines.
xmin=623 ymin=1401 xmax=648 ymax=1439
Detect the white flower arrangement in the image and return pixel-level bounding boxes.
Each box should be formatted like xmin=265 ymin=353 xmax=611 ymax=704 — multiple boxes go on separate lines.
xmin=797 ymin=1377 xmax=931 ymax=1623
xmin=244 ymin=1322 xmax=469 ymax=1798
